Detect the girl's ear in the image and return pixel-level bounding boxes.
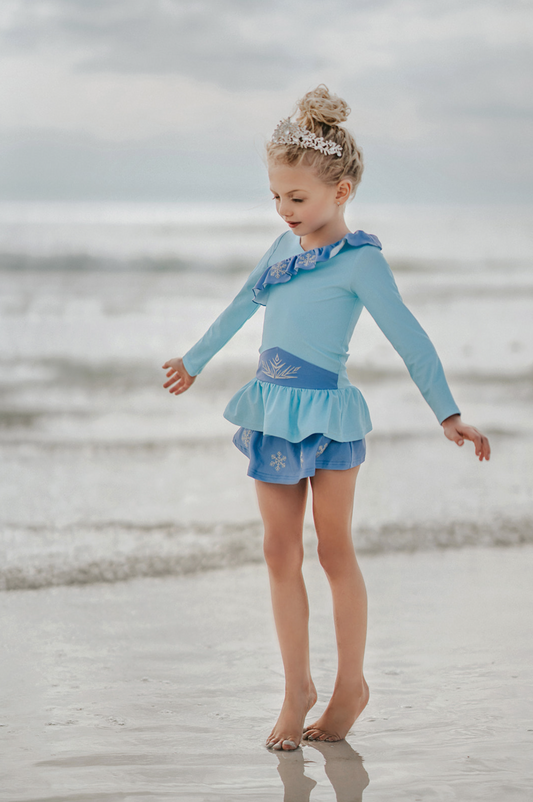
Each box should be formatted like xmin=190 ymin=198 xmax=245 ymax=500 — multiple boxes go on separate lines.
xmin=335 ymin=180 xmax=352 ymax=206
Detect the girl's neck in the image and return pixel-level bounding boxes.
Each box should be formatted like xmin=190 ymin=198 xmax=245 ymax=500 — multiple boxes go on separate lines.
xmin=299 ymin=220 xmax=351 ymax=252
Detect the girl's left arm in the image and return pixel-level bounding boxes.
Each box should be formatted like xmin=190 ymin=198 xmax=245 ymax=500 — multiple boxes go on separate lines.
xmin=351 ymin=247 xmax=490 ymax=461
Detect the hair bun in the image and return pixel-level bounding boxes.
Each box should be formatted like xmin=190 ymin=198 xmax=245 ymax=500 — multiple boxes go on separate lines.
xmin=296 ymin=84 xmax=350 ymax=128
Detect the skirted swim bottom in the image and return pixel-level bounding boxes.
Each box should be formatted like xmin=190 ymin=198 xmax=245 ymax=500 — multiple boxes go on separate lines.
xmin=230 ymin=347 xmax=366 ymax=483
xmin=233 ymin=427 xmax=366 ymax=485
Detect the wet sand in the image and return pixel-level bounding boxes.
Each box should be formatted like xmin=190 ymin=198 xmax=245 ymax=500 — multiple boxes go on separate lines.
xmin=1 ymin=545 xmax=532 ymax=801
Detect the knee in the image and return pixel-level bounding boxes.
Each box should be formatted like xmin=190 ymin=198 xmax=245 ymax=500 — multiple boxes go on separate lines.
xmin=316 ymin=533 xmax=354 ymax=578
xmin=263 ymin=530 xmax=304 ymax=577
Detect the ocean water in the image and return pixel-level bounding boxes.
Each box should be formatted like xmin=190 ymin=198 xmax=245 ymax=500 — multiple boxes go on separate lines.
xmin=1 ymin=201 xmax=532 ymax=590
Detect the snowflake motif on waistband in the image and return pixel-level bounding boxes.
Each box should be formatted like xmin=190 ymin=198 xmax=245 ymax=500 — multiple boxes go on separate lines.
xmin=241 ymin=429 xmax=252 ymax=449
xmin=316 ymin=442 xmax=329 ymax=457
xmin=295 ymin=252 xmax=317 ymax=269
xmin=269 ymin=259 xmax=291 ymax=279
xmin=270 ymin=451 xmax=287 ymax=471
xmin=260 ymin=353 xmax=301 ymax=380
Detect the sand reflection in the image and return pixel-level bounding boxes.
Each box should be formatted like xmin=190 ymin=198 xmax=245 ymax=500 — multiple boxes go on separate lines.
xmin=274 ymin=740 xmax=369 ymax=802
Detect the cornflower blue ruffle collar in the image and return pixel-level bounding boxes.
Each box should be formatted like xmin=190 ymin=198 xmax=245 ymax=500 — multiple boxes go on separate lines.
xmin=252 ymin=230 xmax=382 ymax=305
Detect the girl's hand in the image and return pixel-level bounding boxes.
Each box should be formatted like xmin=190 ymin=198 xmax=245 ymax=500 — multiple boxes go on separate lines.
xmin=441 ymin=414 xmax=490 ymax=461
xmin=162 ymin=357 xmax=196 ymax=396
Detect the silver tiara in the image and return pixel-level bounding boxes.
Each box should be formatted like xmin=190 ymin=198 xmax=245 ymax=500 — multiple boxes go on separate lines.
xmin=271 ymin=118 xmax=343 ymax=158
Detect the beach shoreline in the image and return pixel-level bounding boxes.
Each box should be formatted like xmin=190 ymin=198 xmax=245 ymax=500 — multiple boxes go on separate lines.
xmin=1 ymin=544 xmax=532 ymax=801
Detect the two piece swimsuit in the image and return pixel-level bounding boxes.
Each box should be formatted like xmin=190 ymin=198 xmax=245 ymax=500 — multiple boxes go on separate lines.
xmin=183 ymin=230 xmax=460 ymax=484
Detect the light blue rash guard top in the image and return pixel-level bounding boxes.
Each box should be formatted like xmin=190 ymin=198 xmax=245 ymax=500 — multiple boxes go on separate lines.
xmin=182 ymin=231 xmax=460 ymax=443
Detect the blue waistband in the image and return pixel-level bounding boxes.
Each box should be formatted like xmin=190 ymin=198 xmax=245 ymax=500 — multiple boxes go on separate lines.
xmin=256 ymin=347 xmax=338 ymax=390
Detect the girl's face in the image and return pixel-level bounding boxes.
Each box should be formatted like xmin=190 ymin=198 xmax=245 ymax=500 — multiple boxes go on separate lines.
xmin=268 ymin=162 xmax=350 ymax=249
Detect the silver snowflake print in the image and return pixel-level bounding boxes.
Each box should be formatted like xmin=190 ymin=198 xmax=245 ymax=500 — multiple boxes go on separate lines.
xmin=241 ymin=429 xmax=252 ymax=449
xmin=270 ymin=451 xmax=287 ymax=471
xmin=269 ymin=260 xmax=291 ymax=279
xmin=296 ymin=251 xmax=317 ymax=269
xmin=260 ymin=353 xmax=301 ymax=380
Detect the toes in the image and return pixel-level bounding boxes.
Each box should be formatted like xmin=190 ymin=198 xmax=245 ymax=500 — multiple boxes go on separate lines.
xmin=266 ymin=736 xmax=300 ymax=751
xmin=282 ymin=739 xmax=298 ymax=750
xmin=303 ymin=728 xmax=333 ymax=742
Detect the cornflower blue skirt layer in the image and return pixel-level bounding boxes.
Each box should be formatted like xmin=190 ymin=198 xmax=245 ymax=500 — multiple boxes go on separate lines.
xmin=233 ymin=427 xmax=366 ymax=484
xmin=232 ymin=347 xmax=366 ymax=484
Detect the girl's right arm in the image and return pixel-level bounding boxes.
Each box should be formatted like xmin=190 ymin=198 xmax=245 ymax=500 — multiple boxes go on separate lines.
xmin=162 ymin=234 xmax=285 ymax=395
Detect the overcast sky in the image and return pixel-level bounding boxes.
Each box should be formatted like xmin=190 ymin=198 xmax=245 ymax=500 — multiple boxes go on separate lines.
xmin=0 ymin=0 xmax=532 ymax=203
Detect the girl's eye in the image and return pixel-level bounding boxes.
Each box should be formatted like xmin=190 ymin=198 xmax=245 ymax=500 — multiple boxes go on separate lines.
xmin=292 ymin=198 xmax=303 ymax=203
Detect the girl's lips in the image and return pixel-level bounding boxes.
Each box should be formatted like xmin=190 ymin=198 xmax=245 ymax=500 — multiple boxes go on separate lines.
xmin=287 ymin=221 xmax=300 ymax=228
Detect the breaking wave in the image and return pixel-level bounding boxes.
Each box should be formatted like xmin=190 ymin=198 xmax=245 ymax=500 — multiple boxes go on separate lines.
xmin=2 ymin=517 xmax=532 ymax=591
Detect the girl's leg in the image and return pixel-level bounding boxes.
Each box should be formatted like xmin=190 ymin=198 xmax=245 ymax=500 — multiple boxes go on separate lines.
xmin=255 ymin=478 xmax=317 ymax=750
xmin=304 ymin=465 xmax=369 ymax=742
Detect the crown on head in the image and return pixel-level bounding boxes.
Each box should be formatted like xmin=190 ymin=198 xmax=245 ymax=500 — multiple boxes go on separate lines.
xmin=271 ymin=118 xmax=343 ymax=158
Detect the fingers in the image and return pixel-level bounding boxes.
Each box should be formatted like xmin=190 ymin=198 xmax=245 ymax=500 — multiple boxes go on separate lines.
xmin=170 ymin=382 xmax=189 ymax=396
xmin=162 ymin=370 xmax=179 ymax=388
xmin=443 ymin=420 xmax=491 ymax=461
xmin=164 ymin=375 xmax=191 ymax=395
xmin=163 ymin=372 xmax=181 ymax=388
xmin=470 ymin=429 xmax=485 ymax=461
xmin=477 ymin=433 xmax=491 ymax=461
xmin=162 ymin=368 xmax=194 ymax=395
xmin=161 ymin=358 xmax=195 ymax=395
xmin=457 ymin=425 xmax=491 ymax=461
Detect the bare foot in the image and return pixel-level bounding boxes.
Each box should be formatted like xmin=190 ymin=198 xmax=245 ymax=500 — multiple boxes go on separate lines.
xmin=266 ymin=682 xmax=317 ymax=751
xmin=303 ymin=677 xmax=369 ymax=742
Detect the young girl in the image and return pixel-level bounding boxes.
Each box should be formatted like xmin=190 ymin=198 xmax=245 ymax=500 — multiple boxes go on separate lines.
xmin=162 ymin=85 xmax=491 ymax=752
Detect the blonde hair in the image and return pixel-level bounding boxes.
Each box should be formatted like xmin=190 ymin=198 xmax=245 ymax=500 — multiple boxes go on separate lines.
xmin=266 ymin=85 xmax=364 ymax=198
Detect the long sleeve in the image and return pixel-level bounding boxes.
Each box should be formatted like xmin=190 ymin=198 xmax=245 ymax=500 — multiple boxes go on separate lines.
xmin=182 ymin=235 xmax=285 ymax=376
xmin=351 ymin=246 xmax=460 ymax=423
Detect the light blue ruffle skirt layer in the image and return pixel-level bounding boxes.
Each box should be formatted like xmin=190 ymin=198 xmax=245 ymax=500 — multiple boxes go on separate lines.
xmin=233 ymin=427 xmax=366 ymax=485
xmin=224 ymin=379 xmax=372 ymax=443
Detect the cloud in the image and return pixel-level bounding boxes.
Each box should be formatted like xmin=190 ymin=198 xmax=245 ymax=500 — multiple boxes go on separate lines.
xmin=0 ymin=0 xmax=532 ymax=201
xmin=3 ymin=0 xmax=532 ymax=111
xmin=1 ymin=0 xmax=324 ymax=89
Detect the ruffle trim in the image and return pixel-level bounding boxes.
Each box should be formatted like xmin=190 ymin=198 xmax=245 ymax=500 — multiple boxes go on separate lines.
xmin=223 ymin=378 xmax=373 ymax=443
xmin=252 ymin=230 xmax=382 ymax=305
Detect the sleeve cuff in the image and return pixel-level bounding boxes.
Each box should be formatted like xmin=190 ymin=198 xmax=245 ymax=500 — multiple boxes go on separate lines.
xmin=182 ymin=353 xmax=199 ymax=377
